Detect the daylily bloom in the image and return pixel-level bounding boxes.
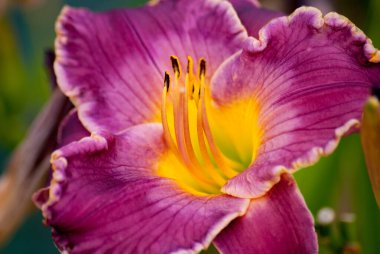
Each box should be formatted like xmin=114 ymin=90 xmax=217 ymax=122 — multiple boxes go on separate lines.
xmin=33 ymin=0 xmax=380 ymax=253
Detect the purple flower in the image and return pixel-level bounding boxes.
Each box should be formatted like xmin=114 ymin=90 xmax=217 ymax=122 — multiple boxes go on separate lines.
xmin=34 ymin=0 xmax=380 ymax=253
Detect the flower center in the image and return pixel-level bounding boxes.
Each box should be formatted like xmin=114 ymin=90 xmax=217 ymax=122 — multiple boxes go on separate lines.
xmin=157 ymin=56 xmax=262 ymax=195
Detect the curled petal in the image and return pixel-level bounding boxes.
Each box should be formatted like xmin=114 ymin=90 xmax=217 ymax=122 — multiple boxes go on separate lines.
xmin=34 ymin=124 xmax=249 ymax=254
xmin=55 ymin=0 xmax=247 ymax=133
xmin=361 ymin=95 xmax=380 ymax=208
xmin=211 ymin=7 xmax=380 ymax=198
xmin=214 ymin=174 xmax=317 ymax=254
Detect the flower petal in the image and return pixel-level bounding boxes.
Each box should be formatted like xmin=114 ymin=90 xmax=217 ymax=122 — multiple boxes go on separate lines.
xmin=230 ymin=0 xmax=260 ymax=7
xmin=34 ymin=123 xmax=249 ymax=254
xmin=229 ymin=0 xmax=283 ymax=37
xmin=55 ymin=0 xmax=247 ymax=133
xmin=214 ymin=174 xmax=317 ymax=254
xmin=211 ymin=7 xmax=380 ymax=198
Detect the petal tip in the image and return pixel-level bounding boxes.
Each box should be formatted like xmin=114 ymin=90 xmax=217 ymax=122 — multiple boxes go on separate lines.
xmin=290 ymin=6 xmax=324 ymax=29
xmin=34 ymin=133 xmax=110 ymax=221
xmin=244 ymin=6 xmax=323 ymax=53
xmin=244 ymin=6 xmax=378 ymax=63
xmin=290 ymin=118 xmax=360 ymax=172
xmin=171 ymin=197 xmax=250 ymax=254
xmin=323 ymin=10 xmax=380 ymax=62
xmin=222 ymin=117 xmax=361 ymax=199
xmin=222 ymin=173 xmax=283 ymax=199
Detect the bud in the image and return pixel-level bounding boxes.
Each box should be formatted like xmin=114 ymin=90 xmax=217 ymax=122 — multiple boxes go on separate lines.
xmin=360 ymin=90 xmax=380 ymax=209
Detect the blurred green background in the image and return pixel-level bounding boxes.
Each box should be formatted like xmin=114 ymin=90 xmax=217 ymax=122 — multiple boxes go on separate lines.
xmin=0 ymin=0 xmax=379 ymax=253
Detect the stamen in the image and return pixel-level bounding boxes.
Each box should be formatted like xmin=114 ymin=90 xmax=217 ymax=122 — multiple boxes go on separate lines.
xmin=183 ymin=57 xmax=201 ymax=168
xmin=203 ymin=102 xmax=241 ymax=176
xmin=167 ymin=59 xmax=217 ymax=190
xmin=196 ymin=101 xmax=216 ymax=169
xmin=161 ymin=72 xmax=179 ymax=157
xmin=196 ymin=98 xmax=228 ymax=183
xmin=160 ymin=56 xmax=241 ymax=193
xmin=187 ymin=56 xmax=193 ymax=76
xmin=198 ymin=62 xmax=239 ymax=178
xmin=183 ymin=58 xmax=225 ymax=185
xmin=186 ymin=56 xmax=195 ymax=98
xmin=169 ymin=57 xmax=188 ymax=167
xmin=170 ymin=56 xmax=181 ymax=80
xmin=182 ymin=82 xmax=218 ymax=184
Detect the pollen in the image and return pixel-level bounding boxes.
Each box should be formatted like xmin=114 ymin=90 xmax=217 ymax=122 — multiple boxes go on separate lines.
xmin=157 ymin=56 xmax=262 ymax=195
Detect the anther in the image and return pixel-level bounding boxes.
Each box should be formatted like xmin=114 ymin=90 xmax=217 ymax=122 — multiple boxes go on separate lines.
xmin=164 ymin=71 xmax=170 ymax=92
xmin=187 ymin=56 xmax=194 ymax=74
xmin=199 ymin=58 xmax=206 ymax=78
xmin=170 ymin=56 xmax=181 ymax=79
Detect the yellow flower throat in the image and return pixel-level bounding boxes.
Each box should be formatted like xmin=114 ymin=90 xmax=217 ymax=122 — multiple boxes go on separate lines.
xmin=157 ymin=56 xmax=262 ymax=196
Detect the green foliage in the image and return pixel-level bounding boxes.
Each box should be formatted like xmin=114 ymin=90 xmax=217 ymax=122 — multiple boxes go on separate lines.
xmin=0 ymin=19 xmax=31 ymax=149
xmin=295 ymin=135 xmax=380 ymax=254
xmin=0 ymin=16 xmax=49 ymax=151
